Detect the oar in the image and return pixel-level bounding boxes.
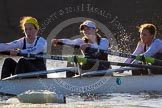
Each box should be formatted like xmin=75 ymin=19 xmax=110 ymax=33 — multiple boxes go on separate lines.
xmin=109 ymin=61 xmax=162 ymax=70
xmin=20 ymin=53 xmax=162 ymax=71
xmin=81 ymin=67 xmax=140 ymax=77
xmin=18 ymin=53 xmax=88 ymax=64
xmin=3 ymin=67 xmax=77 ymax=80
xmin=28 ymin=53 xmax=162 ymax=71
xmin=1 ymin=51 xmax=162 ymax=70
xmin=56 ymin=42 xmax=162 ymax=65
xmin=0 ymin=51 xmax=87 ymax=64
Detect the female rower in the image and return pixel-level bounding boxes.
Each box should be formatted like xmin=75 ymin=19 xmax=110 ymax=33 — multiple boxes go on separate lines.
xmin=51 ymin=20 xmax=111 ymax=77
xmin=124 ymin=23 xmax=162 ymax=75
xmin=0 ymin=16 xmax=47 ymax=79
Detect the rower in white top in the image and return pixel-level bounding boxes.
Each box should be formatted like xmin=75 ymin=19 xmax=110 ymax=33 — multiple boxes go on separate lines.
xmin=51 ymin=20 xmax=111 ymax=77
xmin=0 ymin=16 xmax=47 ymax=79
xmin=124 ymin=23 xmax=162 ymax=75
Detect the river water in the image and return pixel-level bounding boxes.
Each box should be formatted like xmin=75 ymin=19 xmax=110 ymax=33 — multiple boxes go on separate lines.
xmin=0 ymin=55 xmax=162 ymax=108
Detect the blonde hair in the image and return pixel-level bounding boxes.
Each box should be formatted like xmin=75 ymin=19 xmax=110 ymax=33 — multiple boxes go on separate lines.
xmin=138 ymin=23 xmax=157 ymax=37
xmin=20 ymin=16 xmax=39 ymax=30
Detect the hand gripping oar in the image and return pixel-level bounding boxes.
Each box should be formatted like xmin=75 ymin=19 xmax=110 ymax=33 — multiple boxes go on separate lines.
xmin=56 ymin=42 xmax=162 ymax=65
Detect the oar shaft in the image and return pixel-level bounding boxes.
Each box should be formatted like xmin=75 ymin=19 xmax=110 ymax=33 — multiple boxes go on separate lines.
xmin=57 ymin=42 xmax=136 ymax=59
xmin=109 ymin=61 xmax=162 ymax=70
xmin=1 ymin=50 xmax=162 ymax=70
xmin=3 ymin=67 xmax=77 ymax=80
xmin=35 ymin=54 xmax=68 ymax=61
xmin=17 ymin=53 xmax=68 ymax=61
xmin=57 ymin=42 xmax=138 ymax=59
xmin=57 ymin=42 xmax=80 ymax=49
xmin=57 ymin=42 xmax=162 ymax=64
xmin=0 ymin=51 xmax=87 ymax=64
xmin=99 ymin=49 xmax=136 ymax=59
xmin=1 ymin=51 xmax=162 ymax=70
xmin=18 ymin=53 xmax=88 ymax=64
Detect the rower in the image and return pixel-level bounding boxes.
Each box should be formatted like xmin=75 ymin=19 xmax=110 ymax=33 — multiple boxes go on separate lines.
xmin=0 ymin=16 xmax=47 ymax=79
xmin=124 ymin=23 xmax=162 ymax=75
xmin=51 ymin=20 xmax=111 ymax=77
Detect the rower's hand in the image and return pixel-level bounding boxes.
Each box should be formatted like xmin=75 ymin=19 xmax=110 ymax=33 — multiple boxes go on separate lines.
xmin=80 ymin=43 xmax=91 ymax=50
xmin=51 ymin=39 xmax=62 ymax=47
xmin=10 ymin=50 xmax=19 ymax=56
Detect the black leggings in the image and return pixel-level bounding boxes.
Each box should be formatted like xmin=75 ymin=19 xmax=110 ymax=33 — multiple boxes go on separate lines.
xmin=150 ymin=53 xmax=162 ymax=74
xmin=1 ymin=58 xmax=17 ymax=79
xmin=1 ymin=58 xmax=47 ymax=79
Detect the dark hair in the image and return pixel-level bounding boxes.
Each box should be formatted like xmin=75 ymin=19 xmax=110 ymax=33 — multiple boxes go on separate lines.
xmin=139 ymin=23 xmax=157 ymax=36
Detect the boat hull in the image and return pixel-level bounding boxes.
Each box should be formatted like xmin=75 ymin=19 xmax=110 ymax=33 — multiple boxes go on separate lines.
xmin=1 ymin=75 xmax=162 ymax=95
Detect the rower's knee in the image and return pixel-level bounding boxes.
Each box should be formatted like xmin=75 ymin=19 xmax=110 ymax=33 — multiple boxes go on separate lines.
xmin=4 ymin=58 xmax=16 ymax=64
xmin=18 ymin=58 xmax=26 ymax=63
xmin=1 ymin=58 xmax=17 ymax=79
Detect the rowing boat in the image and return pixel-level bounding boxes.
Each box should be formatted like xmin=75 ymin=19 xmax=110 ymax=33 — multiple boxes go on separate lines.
xmin=0 ymin=68 xmax=162 ymax=96
xmin=0 ymin=53 xmax=162 ymax=96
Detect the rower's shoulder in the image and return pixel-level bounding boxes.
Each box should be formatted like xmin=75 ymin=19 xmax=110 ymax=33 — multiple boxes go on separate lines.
xmin=151 ymin=38 xmax=162 ymax=46
xmin=154 ymin=38 xmax=162 ymax=43
xmin=100 ymin=37 xmax=109 ymax=41
xmin=37 ymin=36 xmax=46 ymax=41
xmin=100 ymin=38 xmax=109 ymax=43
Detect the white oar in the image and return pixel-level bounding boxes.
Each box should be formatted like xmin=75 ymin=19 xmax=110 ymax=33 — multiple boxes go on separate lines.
xmin=81 ymin=67 xmax=140 ymax=77
xmin=3 ymin=67 xmax=77 ymax=80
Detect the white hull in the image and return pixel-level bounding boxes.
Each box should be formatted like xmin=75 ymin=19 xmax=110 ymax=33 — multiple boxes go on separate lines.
xmin=1 ymin=75 xmax=162 ymax=96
